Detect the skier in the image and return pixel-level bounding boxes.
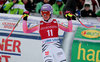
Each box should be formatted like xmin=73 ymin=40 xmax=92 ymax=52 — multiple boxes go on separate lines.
xmin=23 ymin=4 xmax=73 ymax=62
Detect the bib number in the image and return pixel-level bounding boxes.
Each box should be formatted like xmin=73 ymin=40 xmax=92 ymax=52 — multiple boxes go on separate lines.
xmin=47 ymin=29 xmax=53 ymax=36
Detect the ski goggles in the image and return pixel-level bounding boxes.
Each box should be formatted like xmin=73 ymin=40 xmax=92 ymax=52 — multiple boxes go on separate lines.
xmin=41 ymin=11 xmax=51 ymax=16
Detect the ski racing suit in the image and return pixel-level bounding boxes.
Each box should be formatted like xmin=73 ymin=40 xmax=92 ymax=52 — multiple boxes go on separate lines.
xmin=23 ymin=19 xmax=73 ymax=62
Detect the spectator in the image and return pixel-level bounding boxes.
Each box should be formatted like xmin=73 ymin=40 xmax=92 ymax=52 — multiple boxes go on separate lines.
xmin=63 ymin=0 xmax=85 ymax=15
xmin=34 ymin=0 xmax=41 ymax=4
xmin=63 ymin=0 xmax=67 ymax=4
xmin=0 ymin=2 xmax=3 ymax=9
xmin=0 ymin=0 xmax=5 ymax=9
xmin=76 ymin=6 xmax=81 ymax=17
xmin=77 ymin=0 xmax=85 ymax=10
xmin=23 ymin=0 xmax=33 ymax=12
xmin=35 ymin=0 xmax=50 ymax=13
xmin=52 ymin=0 xmax=65 ymax=15
xmin=3 ymin=0 xmax=27 ymax=15
xmin=75 ymin=0 xmax=85 ymax=18
xmin=97 ymin=0 xmax=100 ymax=6
xmin=81 ymin=4 xmax=97 ymax=17
xmin=49 ymin=0 xmax=55 ymax=5
xmin=91 ymin=0 xmax=98 ymax=12
xmin=0 ymin=0 xmax=7 ymax=13
xmin=85 ymin=0 xmax=99 ymax=13
xmin=96 ymin=10 xmax=100 ymax=17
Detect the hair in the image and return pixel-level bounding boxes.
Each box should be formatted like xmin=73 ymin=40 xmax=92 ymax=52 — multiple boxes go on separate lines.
xmin=84 ymin=4 xmax=90 ymax=7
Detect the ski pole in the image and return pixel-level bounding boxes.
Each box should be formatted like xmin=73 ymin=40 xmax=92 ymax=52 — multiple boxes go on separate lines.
xmin=75 ymin=15 xmax=96 ymax=28
xmin=5 ymin=15 xmax=25 ymax=41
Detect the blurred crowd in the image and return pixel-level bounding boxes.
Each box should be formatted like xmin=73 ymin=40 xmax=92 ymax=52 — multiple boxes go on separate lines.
xmin=0 ymin=0 xmax=100 ymax=17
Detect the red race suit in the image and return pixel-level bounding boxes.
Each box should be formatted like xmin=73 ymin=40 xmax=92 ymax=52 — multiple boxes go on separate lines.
xmin=39 ymin=19 xmax=58 ymax=39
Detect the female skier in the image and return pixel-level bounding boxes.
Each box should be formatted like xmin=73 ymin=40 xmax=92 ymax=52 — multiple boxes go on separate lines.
xmin=23 ymin=4 xmax=73 ymax=62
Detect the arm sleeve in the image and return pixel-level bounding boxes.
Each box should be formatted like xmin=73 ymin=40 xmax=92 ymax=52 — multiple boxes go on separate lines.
xmin=59 ymin=20 xmax=73 ymax=32
xmin=23 ymin=20 xmax=39 ymax=33
xmin=3 ymin=2 xmax=14 ymax=11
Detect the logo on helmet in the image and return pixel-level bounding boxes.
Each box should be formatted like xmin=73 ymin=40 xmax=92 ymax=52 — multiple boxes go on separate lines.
xmin=43 ymin=7 xmax=48 ymax=9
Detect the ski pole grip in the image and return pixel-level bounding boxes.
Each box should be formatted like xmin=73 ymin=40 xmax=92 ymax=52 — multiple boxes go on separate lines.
xmin=21 ymin=15 xmax=26 ymax=18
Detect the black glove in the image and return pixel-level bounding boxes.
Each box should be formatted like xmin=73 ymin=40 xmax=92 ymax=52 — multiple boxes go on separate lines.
xmin=64 ymin=11 xmax=74 ymax=20
xmin=23 ymin=11 xmax=30 ymax=21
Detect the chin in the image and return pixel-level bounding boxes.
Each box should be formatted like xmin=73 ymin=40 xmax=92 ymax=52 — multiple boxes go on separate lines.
xmin=43 ymin=18 xmax=49 ymax=20
xmin=44 ymin=19 xmax=49 ymax=21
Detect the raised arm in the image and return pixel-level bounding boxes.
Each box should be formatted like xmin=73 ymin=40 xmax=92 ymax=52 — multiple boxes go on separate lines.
xmin=59 ymin=20 xmax=72 ymax=32
xmin=23 ymin=11 xmax=39 ymax=33
xmin=59 ymin=11 xmax=74 ymax=32
xmin=23 ymin=20 xmax=39 ymax=33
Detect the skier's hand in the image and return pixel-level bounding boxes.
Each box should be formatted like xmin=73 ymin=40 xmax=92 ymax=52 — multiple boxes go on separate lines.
xmin=64 ymin=11 xmax=73 ymax=20
xmin=23 ymin=11 xmax=30 ymax=21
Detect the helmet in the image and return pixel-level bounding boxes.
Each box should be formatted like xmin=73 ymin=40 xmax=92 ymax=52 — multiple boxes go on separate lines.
xmin=41 ymin=4 xmax=53 ymax=16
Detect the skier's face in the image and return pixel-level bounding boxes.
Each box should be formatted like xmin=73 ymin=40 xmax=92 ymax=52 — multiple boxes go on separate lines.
xmin=41 ymin=11 xmax=51 ymax=21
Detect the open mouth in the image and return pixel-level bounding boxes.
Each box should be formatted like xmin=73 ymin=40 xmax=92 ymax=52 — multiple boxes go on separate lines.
xmin=44 ymin=16 xmax=48 ymax=18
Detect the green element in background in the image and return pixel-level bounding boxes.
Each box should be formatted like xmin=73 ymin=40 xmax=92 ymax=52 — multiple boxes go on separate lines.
xmin=71 ymin=40 xmax=100 ymax=62
xmin=75 ymin=27 xmax=100 ymax=40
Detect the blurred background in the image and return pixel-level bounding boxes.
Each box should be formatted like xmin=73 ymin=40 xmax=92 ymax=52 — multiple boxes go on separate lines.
xmin=0 ymin=0 xmax=100 ymax=18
